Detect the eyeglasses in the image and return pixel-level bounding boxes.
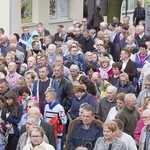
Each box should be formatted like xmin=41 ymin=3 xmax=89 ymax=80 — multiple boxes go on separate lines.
xmin=31 ymin=135 xmax=42 ymax=138
xmin=96 ymin=44 xmax=103 ymax=46
xmin=142 ymin=116 xmax=150 ymax=119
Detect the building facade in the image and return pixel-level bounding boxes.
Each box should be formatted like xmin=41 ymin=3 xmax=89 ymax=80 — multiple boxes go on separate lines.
xmin=0 ymin=0 xmax=83 ymax=36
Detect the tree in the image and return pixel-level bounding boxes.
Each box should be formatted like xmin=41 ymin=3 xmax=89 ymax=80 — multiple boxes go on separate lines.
xmin=107 ymin=0 xmax=123 ymax=23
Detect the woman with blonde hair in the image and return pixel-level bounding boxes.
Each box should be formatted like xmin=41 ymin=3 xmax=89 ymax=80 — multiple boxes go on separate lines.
xmin=94 ymin=121 xmax=127 ymax=150
xmin=98 ymin=56 xmax=113 ymax=80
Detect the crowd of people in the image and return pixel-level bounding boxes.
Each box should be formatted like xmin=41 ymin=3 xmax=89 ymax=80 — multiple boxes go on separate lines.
xmin=0 ymin=1 xmax=149 ymax=150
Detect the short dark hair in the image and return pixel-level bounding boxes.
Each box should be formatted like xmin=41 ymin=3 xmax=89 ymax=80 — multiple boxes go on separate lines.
xmin=96 ymin=6 xmax=101 ymax=11
xmin=19 ymin=86 xmax=31 ymax=96
xmin=112 ymin=62 xmax=122 ymax=71
xmin=139 ymin=43 xmax=147 ymax=49
xmin=55 ymin=37 xmax=64 ymax=42
xmin=0 ymin=78 xmax=8 ymax=86
xmin=83 ymin=104 xmax=95 ymax=116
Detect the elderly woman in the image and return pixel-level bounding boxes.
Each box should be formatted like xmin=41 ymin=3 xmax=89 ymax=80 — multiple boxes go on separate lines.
xmin=94 ymin=121 xmax=127 ymax=150
xmin=23 ymin=127 xmax=54 ymax=150
xmin=70 ymin=64 xmax=84 ymax=84
xmin=98 ymin=56 xmax=113 ymax=80
xmin=46 ymin=43 xmax=57 ymax=66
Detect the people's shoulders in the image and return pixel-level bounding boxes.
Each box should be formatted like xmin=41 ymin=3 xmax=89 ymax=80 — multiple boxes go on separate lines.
xmin=113 ymin=138 xmax=127 ymax=148
xmin=122 ymin=132 xmax=135 ymax=140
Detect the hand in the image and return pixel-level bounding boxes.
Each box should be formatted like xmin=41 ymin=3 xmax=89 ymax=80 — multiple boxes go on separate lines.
xmin=6 ymin=112 xmax=10 ymax=118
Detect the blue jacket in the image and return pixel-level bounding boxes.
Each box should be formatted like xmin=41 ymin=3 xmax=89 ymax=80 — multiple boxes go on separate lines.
xmin=19 ymin=33 xmax=31 ymax=50
xmin=70 ymin=92 xmax=97 ymax=120
xmin=1 ymin=105 xmax=23 ymax=136
xmin=32 ymin=79 xmax=60 ymax=113
xmin=68 ymin=121 xmax=103 ymax=150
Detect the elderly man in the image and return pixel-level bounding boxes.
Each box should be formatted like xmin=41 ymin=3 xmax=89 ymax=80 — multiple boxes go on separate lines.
xmin=115 ymin=73 xmax=136 ymax=94
xmin=91 ymin=72 xmax=111 ymax=99
xmin=68 ymin=104 xmax=103 ymax=150
xmin=20 ymin=107 xmax=56 ymax=149
xmin=116 ymin=93 xmax=140 ymax=137
xmin=17 ymin=115 xmax=49 ymax=150
xmin=98 ymin=85 xmax=117 ymax=122
xmin=18 ymin=100 xmax=40 ymax=128
xmin=6 ymin=62 xmax=22 ymax=89
xmin=139 ymin=109 xmax=150 ymax=150
xmin=9 ymin=43 xmax=25 ymax=63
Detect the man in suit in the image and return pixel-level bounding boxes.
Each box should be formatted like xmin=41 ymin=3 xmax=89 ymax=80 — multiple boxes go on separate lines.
xmin=19 ymin=107 xmax=56 ymax=149
xmin=120 ymin=48 xmax=138 ymax=82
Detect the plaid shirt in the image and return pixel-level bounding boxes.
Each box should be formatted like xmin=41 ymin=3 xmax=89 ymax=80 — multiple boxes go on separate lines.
xmin=144 ymin=128 xmax=150 ymax=150
xmin=133 ymin=6 xmax=145 ymax=20
xmin=6 ymin=72 xmax=22 ymax=89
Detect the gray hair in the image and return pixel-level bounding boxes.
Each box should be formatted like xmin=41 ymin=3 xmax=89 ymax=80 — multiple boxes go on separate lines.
xmin=119 ymin=73 xmax=129 ymax=80
xmin=106 ymin=85 xmax=117 ymax=93
xmin=48 ymin=44 xmax=56 ymax=50
xmin=100 ymin=22 xmax=108 ymax=28
xmin=27 ymin=115 xmax=39 ymax=125
xmin=70 ymin=64 xmax=80 ymax=72
xmin=124 ymin=93 xmax=136 ymax=105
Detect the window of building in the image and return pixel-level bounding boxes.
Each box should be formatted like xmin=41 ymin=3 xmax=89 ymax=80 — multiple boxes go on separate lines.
xmin=21 ymin=0 xmax=32 ymax=23
xmin=122 ymin=0 xmax=136 ymax=12
xmin=50 ymin=0 xmax=69 ymax=20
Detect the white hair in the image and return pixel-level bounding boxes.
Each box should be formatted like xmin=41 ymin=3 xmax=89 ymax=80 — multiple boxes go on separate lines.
xmin=100 ymin=22 xmax=108 ymax=28
xmin=48 ymin=44 xmax=56 ymax=50
xmin=70 ymin=64 xmax=80 ymax=72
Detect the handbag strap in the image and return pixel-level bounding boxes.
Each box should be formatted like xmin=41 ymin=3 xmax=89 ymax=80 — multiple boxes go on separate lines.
xmin=108 ymin=143 xmax=112 ymax=150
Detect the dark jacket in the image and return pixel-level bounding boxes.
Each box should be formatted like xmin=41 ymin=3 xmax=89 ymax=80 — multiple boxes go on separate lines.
xmin=52 ymin=76 xmax=74 ymax=112
xmin=70 ymin=92 xmax=97 ymax=120
xmin=135 ymin=35 xmax=150 ymax=46
xmin=116 ymin=81 xmax=136 ymax=94
xmin=120 ymin=59 xmax=138 ymax=82
xmin=19 ymin=119 xmax=56 ymax=149
xmin=1 ymin=105 xmax=23 ymax=136
xmin=79 ymin=37 xmax=95 ymax=53
xmin=98 ymin=97 xmax=116 ymax=122
xmin=68 ymin=121 xmax=103 ymax=150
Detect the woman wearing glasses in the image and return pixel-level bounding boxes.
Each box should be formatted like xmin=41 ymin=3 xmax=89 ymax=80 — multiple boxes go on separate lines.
xmin=23 ymin=126 xmax=54 ymax=150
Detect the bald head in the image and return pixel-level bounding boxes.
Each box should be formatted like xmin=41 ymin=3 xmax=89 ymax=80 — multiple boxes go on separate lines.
xmin=91 ymin=72 xmax=102 ymax=85
xmin=28 ymin=107 xmax=41 ymax=118
xmin=8 ymin=62 xmax=17 ymax=73
xmin=27 ymin=56 xmax=36 ymax=69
